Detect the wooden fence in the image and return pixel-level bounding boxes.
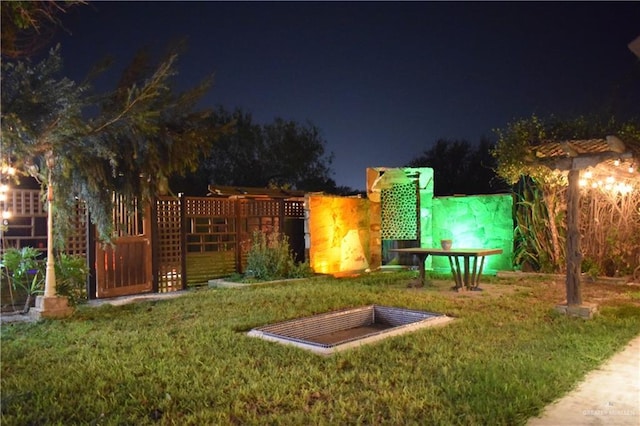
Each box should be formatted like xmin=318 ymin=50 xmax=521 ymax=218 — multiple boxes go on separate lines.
xmin=1 ymin=190 xmax=305 ymax=299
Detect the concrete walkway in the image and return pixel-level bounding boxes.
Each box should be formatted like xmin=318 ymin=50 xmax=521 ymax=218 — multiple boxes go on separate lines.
xmin=0 ymin=291 xmax=187 ymax=323
xmin=527 ymin=335 xmax=640 ymax=426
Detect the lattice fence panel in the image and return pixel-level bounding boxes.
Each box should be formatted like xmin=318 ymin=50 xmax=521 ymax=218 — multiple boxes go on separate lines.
xmin=284 ymin=200 xmax=305 ymax=218
xmin=65 ymin=200 xmax=88 ymax=257
xmin=6 ymin=189 xmax=46 ymax=217
xmin=112 ymin=193 xmax=143 ymax=237
xmin=1 ymin=189 xmax=47 ymax=252
xmin=182 ymin=197 xmax=239 ymax=285
xmin=185 ymin=197 xmax=236 ymax=217
xmin=156 ymin=196 xmax=182 ymax=292
xmin=241 ymin=199 xmax=281 ymax=217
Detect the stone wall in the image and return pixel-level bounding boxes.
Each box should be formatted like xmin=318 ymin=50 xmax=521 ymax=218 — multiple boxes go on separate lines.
xmin=307 ymin=195 xmax=380 ymax=274
xmin=431 ymin=194 xmax=514 ymax=274
xmin=306 ymin=170 xmax=513 ymax=277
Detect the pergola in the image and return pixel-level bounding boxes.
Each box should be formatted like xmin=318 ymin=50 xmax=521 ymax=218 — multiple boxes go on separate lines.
xmin=526 ymin=136 xmax=639 ymax=316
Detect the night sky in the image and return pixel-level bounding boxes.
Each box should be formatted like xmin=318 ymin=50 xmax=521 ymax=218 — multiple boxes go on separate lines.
xmin=54 ymin=1 xmax=640 ymax=191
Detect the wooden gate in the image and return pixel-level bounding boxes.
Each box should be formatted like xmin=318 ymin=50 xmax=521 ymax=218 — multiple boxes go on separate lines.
xmin=95 ymin=196 xmax=152 ymax=298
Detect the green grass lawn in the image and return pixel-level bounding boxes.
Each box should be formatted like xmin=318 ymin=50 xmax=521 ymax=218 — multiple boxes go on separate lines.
xmin=2 ymin=271 xmax=639 ymax=425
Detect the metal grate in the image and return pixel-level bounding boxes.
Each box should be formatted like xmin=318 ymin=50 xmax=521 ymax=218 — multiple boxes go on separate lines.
xmin=249 ymin=305 xmax=449 ymax=351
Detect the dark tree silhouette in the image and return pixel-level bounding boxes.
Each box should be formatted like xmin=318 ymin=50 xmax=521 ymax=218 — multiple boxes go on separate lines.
xmin=407 ymin=138 xmax=508 ymax=196
xmin=172 ymin=107 xmax=340 ymax=194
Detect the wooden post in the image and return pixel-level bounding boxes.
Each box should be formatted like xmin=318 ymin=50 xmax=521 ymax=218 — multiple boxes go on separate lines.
xmin=180 ymin=194 xmax=188 ymax=289
xmin=565 ymin=169 xmax=582 ymax=306
xmin=150 ymin=197 xmax=159 ymax=293
xmin=235 ymin=199 xmax=243 ymax=274
xmin=87 ymin=221 xmax=97 ymax=300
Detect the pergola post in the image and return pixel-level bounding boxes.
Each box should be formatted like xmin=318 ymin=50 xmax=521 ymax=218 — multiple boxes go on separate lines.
xmin=565 ymin=169 xmax=582 ymax=306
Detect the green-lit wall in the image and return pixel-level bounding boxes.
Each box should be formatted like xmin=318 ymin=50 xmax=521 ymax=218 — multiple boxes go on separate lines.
xmin=416 ymin=167 xmax=435 ymax=249
xmin=431 ymin=194 xmax=514 ymax=274
xmin=416 ymin=168 xmax=434 ymax=269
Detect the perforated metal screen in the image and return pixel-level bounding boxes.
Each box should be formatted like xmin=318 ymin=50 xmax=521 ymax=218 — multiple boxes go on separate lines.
xmin=381 ymin=182 xmax=418 ymax=240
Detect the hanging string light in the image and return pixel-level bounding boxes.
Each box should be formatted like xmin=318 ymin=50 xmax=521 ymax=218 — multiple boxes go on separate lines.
xmin=1 ymin=163 xmax=16 ymax=230
xmin=577 ymin=160 xmax=638 ymax=196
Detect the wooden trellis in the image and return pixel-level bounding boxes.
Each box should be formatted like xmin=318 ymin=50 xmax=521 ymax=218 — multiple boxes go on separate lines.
xmin=527 ymin=137 xmax=639 ymax=307
xmin=154 ymin=197 xmax=183 ymax=293
xmin=2 ymin=187 xmax=307 ymax=299
xmin=180 ymin=196 xmax=306 ymax=286
xmin=0 ymin=189 xmax=47 ymax=251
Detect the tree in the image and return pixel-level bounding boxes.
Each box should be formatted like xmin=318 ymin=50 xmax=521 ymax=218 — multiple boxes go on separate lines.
xmin=261 ymin=118 xmax=336 ymax=191
xmin=1 ymin=4 xmax=225 ymax=314
xmin=173 ymin=107 xmax=338 ymax=194
xmin=407 ymin=138 xmax=507 ymax=196
xmin=1 ymin=45 xmax=224 ymax=242
xmin=1 ymin=1 xmax=85 ymax=59
xmin=492 ymin=115 xmax=567 ymax=273
xmin=201 ymin=108 xmax=267 ymax=190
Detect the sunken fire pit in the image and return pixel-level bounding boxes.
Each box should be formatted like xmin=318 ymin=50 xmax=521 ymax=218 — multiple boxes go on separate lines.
xmin=247 ymin=305 xmax=453 ymax=355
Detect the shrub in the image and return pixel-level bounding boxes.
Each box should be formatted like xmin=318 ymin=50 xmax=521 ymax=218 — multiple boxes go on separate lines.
xmin=55 ymin=254 xmax=89 ymax=307
xmin=1 ymin=247 xmax=44 ymax=313
xmin=244 ymin=230 xmax=312 ymax=281
xmin=1 ymin=248 xmax=89 ymax=311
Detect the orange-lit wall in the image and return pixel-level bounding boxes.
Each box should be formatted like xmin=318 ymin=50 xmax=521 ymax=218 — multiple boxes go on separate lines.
xmin=307 ymin=195 xmax=380 ymax=275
